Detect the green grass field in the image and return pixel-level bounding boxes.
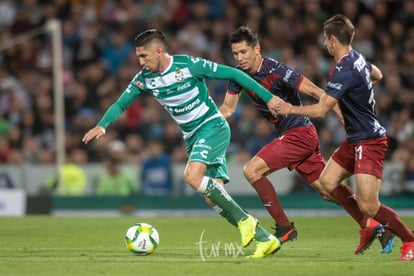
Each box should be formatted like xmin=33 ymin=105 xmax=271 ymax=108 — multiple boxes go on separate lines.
xmin=0 ymin=215 xmax=413 ymax=276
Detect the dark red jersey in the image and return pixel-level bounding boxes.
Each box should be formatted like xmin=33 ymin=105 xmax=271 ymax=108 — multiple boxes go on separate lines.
xmin=227 ymin=57 xmax=312 ymax=133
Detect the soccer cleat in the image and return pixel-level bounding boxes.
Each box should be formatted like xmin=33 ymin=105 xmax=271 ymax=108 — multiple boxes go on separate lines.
xmin=272 ymin=222 xmax=298 ymax=244
xmin=378 ymin=228 xmax=395 ymax=254
xmin=247 ymin=236 xmax=281 ymax=258
xmin=398 ymin=241 xmax=414 ymax=261
xmin=354 ymin=224 xmax=384 ymax=254
xmin=237 ymin=215 xmax=258 ymax=247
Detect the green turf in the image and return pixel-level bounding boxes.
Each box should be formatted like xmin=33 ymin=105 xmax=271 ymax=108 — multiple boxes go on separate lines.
xmin=0 ymin=216 xmax=413 ymax=276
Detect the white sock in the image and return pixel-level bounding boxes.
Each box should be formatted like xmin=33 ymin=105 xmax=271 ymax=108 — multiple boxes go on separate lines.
xmin=197 ymin=176 xmax=210 ymax=194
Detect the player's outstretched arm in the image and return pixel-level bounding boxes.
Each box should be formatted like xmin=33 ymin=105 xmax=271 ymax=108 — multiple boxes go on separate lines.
xmin=297 ymin=77 xmax=324 ymax=100
xmin=298 ymin=77 xmax=344 ymax=124
xmin=82 ymin=95 xmax=133 ymax=144
xmin=276 ymin=92 xmax=337 ymax=119
xmin=82 ymin=126 xmax=106 ymax=144
xmin=214 ymin=64 xmax=273 ymax=103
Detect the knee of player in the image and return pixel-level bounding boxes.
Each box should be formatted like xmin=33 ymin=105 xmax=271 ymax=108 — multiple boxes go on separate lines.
xmin=311 ymin=180 xmax=334 ymax=202
xmin=318 ymin=175 xmax=336 ymax=191
xmin=321 ymin=193 xmax=338 ymax=203
xmin=243 ymin=164 xmax=258 ymax=183
xmin=183 ymin=172 xmax=203 ymax=190
xmin=357 ymin=200 xmax=380 ymax=217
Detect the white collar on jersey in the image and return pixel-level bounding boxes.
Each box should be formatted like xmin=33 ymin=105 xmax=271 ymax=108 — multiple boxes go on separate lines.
xmin=256 ymin=57 xmax=264 ymax=73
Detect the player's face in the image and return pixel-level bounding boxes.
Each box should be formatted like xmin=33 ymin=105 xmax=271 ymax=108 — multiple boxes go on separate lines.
xmin=323 ymin=33 xmax=335 ymax=57
xmin=231 ymin=41 xmax=261 ymax=74
xmin=136 ymin=43 xmax=162 ymax=73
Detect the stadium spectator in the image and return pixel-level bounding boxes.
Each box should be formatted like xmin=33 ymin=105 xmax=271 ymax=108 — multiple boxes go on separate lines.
xmin=46 ymin=148 xmax=88 ymax=196
xmin=95 ymin=148 xmax=137 ymax=196
xmin=141 ymin=140 xmax=172 ymax=196
xmin=0 ymin=171 xmax=14 ymax=188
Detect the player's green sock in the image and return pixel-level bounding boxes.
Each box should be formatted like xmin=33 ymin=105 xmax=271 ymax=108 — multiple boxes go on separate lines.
xmin=198 ymin=177 xmax=247 ymax=223
xmin=212 ymin=205 xmax=237 ymax=227
xmin=213 ymin=204 xmax=271 ymax=242
xmin=255 ymin=225 xmax=272 ymax=242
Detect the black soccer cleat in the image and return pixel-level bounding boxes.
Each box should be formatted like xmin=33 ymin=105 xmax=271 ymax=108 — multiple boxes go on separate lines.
xmin=272 ymin=222 xmax=298 ymax=244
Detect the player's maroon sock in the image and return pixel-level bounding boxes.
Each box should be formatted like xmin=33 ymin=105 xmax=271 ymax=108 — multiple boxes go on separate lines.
xmin=330 ymin=184 xmax=368 ymax=228
xmin=374 ymin=204 xmax=414 ymax=242
xmin=252 ymin=177 xmax=290 ymax=226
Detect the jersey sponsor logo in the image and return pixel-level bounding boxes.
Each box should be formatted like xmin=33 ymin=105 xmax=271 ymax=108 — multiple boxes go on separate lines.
xmin=283 ymin=69 xmax=293 ymax=82
xmin=327 ymin=81 xmax=343 ymax=90
xmin=335 ymin=66 xmax=343 ymax=72
xmin=194 ymin=139 xmax=212 ymax=151
xmin=177 ymin=82 xmax=191 ymax=91
xmin=167 ymin=98 xmax=201 ymax=114
xmin=135 ymin=81 xmax=143 ymax=88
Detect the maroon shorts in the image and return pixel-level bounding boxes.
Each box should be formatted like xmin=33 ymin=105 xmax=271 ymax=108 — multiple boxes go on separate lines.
xmin=256 ymin=125 xmax=325 ymax=184
xmin=332 ymin=136 xmax=388 ymax=179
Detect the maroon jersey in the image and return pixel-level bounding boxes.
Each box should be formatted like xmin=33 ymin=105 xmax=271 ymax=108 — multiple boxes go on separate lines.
xmin=227 ymin=57 xmax=312 ymax=133
xmin=326 ymin=49 xmax=386 ymax=143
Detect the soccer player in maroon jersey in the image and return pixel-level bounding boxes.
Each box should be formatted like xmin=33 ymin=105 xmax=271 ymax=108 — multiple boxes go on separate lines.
xmin=220 ymin=26 xmax=393 ymax=253
xmin=276 ymin=15 xmax=414 ymax=261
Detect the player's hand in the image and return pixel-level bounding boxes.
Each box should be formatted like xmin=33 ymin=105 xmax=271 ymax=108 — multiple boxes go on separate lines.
xmin=276 ymin=101 xmax=293 ymax=116
xmin=82 ymin=126 xmax=106 ymax=144
xmin=267 ymin=96 xmax=283 ymax=117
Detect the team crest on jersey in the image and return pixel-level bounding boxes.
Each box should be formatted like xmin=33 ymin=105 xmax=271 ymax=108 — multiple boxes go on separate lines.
xmin=175 ymin=68 xmax=184 ymax=82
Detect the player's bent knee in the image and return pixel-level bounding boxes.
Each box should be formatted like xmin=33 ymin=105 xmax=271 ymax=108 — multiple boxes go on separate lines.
xmin=183 ymin=174 xmax=202 ymax=190
xmin=243 ymin=164 xmax=262 ymax=184
xmin=319 ymin=176 xmax=337 ymax=192
xmin=357 ymin=201 xmax=379 ymax=217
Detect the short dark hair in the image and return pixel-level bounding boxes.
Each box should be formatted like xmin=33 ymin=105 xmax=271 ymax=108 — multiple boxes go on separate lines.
xmin=229 ymin=26 xmax=259 ymax=47
xmin=134 ymin=29 xmax=167 ymax=48
xmin=323 ymin=14 xmax=355 ymax=45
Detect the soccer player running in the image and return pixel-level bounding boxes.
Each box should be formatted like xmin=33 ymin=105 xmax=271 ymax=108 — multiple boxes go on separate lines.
xmin=220 ymin=26 xmax=394 ymax=254
xmin=276 ymin=14 xmax=414 ymax=261
xmin=82 ymin=29 xmax=281 ymax=258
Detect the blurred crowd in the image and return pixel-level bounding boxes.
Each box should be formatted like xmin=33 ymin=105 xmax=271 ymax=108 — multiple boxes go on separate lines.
xmin=0 ymin=0 xmax=413 ymax=191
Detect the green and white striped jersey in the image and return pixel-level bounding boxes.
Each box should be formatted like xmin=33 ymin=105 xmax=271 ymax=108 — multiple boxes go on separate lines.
xmin=130 ymin=55 xmax=222 ymax=139
xmin=97 ymin=55 xmax=273 ymax=139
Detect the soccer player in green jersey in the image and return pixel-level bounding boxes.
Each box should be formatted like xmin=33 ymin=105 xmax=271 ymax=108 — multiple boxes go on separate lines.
xmin=82 ymin=29 xmax=281 ymax=258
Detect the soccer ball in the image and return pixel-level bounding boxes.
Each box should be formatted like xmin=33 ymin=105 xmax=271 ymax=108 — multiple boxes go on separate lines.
xmin=125 ymin=223 xmax=160 ymax=255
